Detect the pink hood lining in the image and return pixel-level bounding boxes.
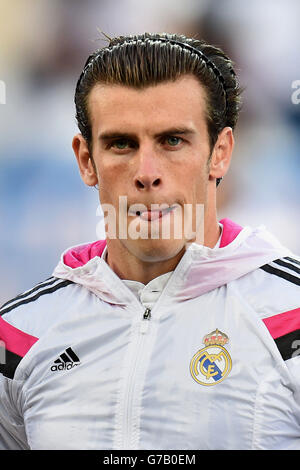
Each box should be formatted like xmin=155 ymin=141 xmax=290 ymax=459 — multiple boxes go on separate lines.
xmin=63 ymin=218 xmax=243 ymax=269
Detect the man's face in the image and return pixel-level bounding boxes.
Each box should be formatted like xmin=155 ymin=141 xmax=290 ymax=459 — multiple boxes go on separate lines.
xmin=88 ymin=75 xmax=213 ymax=262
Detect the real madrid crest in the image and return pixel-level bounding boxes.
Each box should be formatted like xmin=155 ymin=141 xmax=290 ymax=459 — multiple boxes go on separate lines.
xmin=190 ymin=329 xmax=232 ymax=386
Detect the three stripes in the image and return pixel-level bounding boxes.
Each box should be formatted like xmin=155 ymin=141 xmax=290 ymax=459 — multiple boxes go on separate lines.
xmin=53 ymin=347 xmax=80 ymax=365
xmin=0 ymin=277 xmax=73 ymax=316
xmin=0 ymin=256 xmax=298 ymax=318
xmin=50 ymin=347 xmax=81 ymax=371
xmin=0 ymin=256 xmax=299 ymax=377
xmin=0 ymin=256 xmax=299 ymax=318
xmin=260 ymin=256 xmax=300 ymax=286
xmin=0 ymin=277 xmax=74 ymax=378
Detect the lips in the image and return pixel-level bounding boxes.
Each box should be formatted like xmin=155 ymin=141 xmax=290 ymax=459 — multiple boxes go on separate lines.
xmin=137 ymin=209 xmax=163 ymax=221
xmin=128 ymin=204 xmax=178 ymax=221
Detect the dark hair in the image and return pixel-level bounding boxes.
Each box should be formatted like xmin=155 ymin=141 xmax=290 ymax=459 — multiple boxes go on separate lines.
xmin=74 ymin=32 xmax=243 ymax=176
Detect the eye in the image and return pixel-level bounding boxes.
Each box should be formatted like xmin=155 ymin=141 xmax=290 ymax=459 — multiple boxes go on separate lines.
xmin=111 ymin=139 xmax=131 ymax=150
xmin=164 ymin=136 xmax=183 ymax=147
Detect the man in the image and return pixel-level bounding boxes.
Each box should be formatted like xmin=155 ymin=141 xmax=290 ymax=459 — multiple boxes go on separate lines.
xmin=0 ymin=33 xmax=299 ymax=450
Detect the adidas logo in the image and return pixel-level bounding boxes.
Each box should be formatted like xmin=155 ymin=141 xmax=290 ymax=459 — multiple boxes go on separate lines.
xmin=51 ymin=347 xmax=80 ymax=371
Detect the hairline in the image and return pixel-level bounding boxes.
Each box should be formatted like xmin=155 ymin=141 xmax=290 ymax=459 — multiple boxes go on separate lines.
xmin=85 ymin=72 xmax=217 ymax=158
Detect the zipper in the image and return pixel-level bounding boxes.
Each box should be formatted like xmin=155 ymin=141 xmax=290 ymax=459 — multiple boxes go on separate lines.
xmin=120 ymin=307 xmax=152 ymax=448
xmin=140 ymin=307 xmax=151 ymax=334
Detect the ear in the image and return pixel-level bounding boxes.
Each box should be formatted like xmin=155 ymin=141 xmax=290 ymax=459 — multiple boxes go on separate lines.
xmin=208 ymin=127 xmax=234 ymax=182
xmin=72 ymin=133 xmax=98 ymax=187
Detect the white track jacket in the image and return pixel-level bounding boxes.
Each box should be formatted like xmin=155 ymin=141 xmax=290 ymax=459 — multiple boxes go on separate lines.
xmin=0 ymin=218 xmax=300 ymax=450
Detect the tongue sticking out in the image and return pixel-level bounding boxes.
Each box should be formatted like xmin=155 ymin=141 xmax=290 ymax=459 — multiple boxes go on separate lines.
xmin=139 ymin=210 xmax=163 ymax=221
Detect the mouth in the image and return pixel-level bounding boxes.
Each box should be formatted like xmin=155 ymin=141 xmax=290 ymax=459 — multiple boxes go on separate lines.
xmin=128 ymin=204 xmax=179 ymax=221
xmin=138 ymin=206 xmax=176 ymax=221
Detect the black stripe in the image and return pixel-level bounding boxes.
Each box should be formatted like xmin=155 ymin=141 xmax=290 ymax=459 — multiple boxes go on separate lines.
xmin=66 ymin=347 xmax=80 ymax=363
xmin=0 ymin=277 xmax=57 ymax=311
xmin=274 ymin=329 xmax=300 ymax=361
xmin=0 ymin=349 xmax=22 ymax=379
xmin=0 ymin=280 xmax=74 ymax=316
xmin=60 ymin=352 xmax=72 ymax=363
xmin=260 ymin=264 xmax=300 ymax=286
xmin=284 ymin=256 xmax=300 ymax=267
xmin=273 ymin=259 xmax=300 ymax=275
xmin=54 ymin=358 xmax=63 ymax=364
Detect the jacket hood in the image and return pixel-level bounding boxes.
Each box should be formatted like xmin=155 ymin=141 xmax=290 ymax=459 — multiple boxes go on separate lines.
xmin=52 ymin=218 xmax=292 ymax=305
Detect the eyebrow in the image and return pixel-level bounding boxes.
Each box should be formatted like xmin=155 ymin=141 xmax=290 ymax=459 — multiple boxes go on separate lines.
xmin=98 ymin=127 xmax=196 ymax=143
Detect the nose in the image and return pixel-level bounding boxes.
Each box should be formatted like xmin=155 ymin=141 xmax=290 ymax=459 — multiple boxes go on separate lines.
xmin=134 ymin=150 xmax=162 ymax=191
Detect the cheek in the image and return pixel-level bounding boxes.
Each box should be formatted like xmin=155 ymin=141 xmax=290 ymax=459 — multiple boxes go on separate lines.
xmin=95 ymin=156 xmax=124 ymax=200
xmin=98 ymin=167 xmax=118 ymax=204
xmin=182 ymin=161 xmax=208 ymax=198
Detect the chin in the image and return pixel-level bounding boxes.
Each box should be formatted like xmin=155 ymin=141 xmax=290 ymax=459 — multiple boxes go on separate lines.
xmin=123 ymin=237 xmax=186 ymax=263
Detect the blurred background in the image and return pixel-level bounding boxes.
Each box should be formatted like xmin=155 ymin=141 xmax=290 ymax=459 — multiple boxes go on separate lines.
xmin=0 ymin=0 xmax=299 ymax=303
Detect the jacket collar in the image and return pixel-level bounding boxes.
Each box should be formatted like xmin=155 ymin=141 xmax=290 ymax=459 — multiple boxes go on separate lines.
xmin=52 ymin=218 xmax=292 ymax=305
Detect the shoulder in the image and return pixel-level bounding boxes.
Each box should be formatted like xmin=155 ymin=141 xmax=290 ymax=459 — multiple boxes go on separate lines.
xmin=259 ymin=255 xmax=300 ymax=362
xmin=236 ymin=254 xmax=300 ymax=306
xmin=259 ymin=255 xmax=300 ymax=288
xmin=0 ymin=276 xmax=76 ymax=326
xmin=254 ymin=254 xmax=299 ymax=305
xmin=236 ymin=254 xmax=300 ymax=361
xmin=0 ymin=276 xmax=76 ymax=379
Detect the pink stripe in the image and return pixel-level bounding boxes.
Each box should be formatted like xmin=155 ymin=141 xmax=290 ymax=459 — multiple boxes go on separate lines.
xmin=263 ymin=307 xmax=300 ymax=339
xmin=64 ymin=239 xmax=107 ymax=268
xmin=0 ymin=317 xmax=38 ymax=357
xmin=219 ymin=218 xmax=243 ymax=248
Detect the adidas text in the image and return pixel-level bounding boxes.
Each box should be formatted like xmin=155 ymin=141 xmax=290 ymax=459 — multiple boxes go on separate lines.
xmin=51 ymin=362 xmax=80 ymax=372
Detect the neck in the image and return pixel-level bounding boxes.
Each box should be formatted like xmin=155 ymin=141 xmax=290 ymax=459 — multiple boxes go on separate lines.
xmin=106 ymin=216 xmax=221 ymax=284
xmin=106 ymin=243 xmax=186 ymax=284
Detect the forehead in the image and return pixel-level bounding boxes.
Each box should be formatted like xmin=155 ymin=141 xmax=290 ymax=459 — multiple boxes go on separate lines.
xmin=88 ymin=75 xmax=208 ymax=134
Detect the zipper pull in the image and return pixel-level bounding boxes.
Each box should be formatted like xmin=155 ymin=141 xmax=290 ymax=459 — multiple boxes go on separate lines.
xmin=140 ymin=308 xmax=151 ymax=334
